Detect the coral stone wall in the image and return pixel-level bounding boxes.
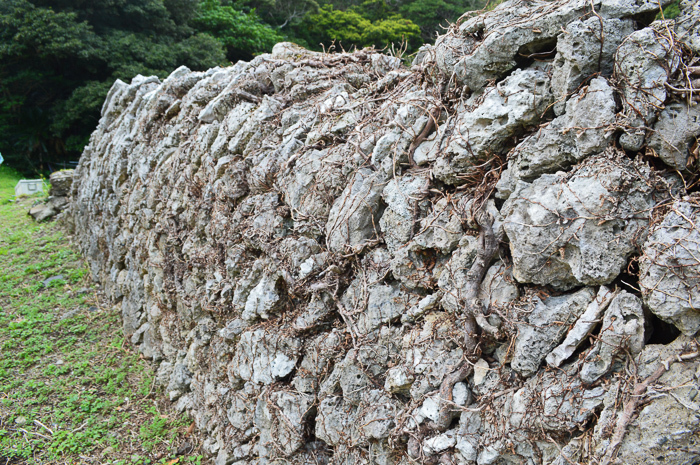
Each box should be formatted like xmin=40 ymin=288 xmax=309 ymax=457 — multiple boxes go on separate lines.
xmin=71 ymin=1 xmax=700 ymax=464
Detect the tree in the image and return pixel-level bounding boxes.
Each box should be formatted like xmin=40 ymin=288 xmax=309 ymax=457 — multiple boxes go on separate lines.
xmin=0 ymin=0 xmax=99 ymax=170
xmin=300 ymin=4 xmax=421 ymax=51
xmin=0 ymin=0 xmax=227 ymax=174
xmin=245 ymin=0 xmax=319 ymax=30
xmin=0 ymin=0 xmax=487 ymax=174
xmin=192 ymin=0 xmax=283 ymax=62
xmin=400 ymin=0 xmax=486 ymax=40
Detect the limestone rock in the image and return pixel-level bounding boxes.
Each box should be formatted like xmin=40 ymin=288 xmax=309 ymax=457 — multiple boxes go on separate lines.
xmin=497 ymin=77 xmax=617 ymax=198
xmin=478 ymin=261 xmax=519 ymax=312
xmin=640 ymin=199 xmax=700 ymax=335
xmin=29 ymin=203 xmax=57 ymax=222
xmin=340 ymin=279 xmax=418 ymax=336
xmin=49 ymin=169 xmax=75 ymax=197
xmin=580 ymin=291 xmax=645 ymax=384
xmin=435 ymin=0 xmax=670 ymax=92
xmin=411 ymin=196 xmax=464 ymax=254
xmin=255 ymin=390 xmax=314 ymax=457
xmin=384 ymin=366 xmax=414 ymax=394
xmin=356 ymin=389 xmax=400 ymax=440
xmin=29 ymin=171 xmax=74 ymax=222
xmin=402 ymin=313 xmax=464 ymax=400
xmin=67 ymin=3 xmax=699 ymax=463
xmin=551 ymin=18 xmax=633 ymax=115
xmin=230 ymin=330 xmax=301 ymax=385
xmin=676 ymin=0 xmax=700 ymax=53
xmin=511 ymin=287 xmax=596 ymax=378
xmin=616 ymin=26 xmax=680 ymax=151
xmin=547 ymin=286 xmax=616 ymax=368
xmin=593 ymin=335 xmax=700 ymax=464
xmin=241 ymin=273 xmax=284 ymax=323
xmin=167 ymin=362 xmax=193 ymax=401
xmin=357 ymin=283 xmax=413 ymax=335
xmin=423 ymin=430 xmax=457 ymax=455
xmin=292 ymin=330 xmax=343 ymax=394
xmin=380 ymin=173 xmax=429 ymax=251
xmin=502 ymin=150 xmax=666 ymax=290
xmin=647 ymin=102 xmax=700 ymax=170
xmin=315 ymin=396 xmax=356 ymax=446
xmin=326 ymin=168 xmax=386 ymax=253
xmin=433 ymin=68 xmax=552 ymax=184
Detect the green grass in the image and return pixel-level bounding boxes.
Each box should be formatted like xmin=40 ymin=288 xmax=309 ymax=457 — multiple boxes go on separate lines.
xmin=0 ymin=167 xmax=201 ymax=464
xmin=0 ymin=165 xmax=23 ymax=203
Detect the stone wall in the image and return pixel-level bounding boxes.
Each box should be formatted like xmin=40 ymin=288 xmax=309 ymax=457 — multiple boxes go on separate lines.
xmin=71 ymin=1 xmax=700 ymax=463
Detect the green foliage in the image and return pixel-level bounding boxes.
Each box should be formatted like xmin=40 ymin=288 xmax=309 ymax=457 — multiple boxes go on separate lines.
xmin=0 ymin=0 xmax=227 ymax=176
xmin=660 ymin=0 xmax=681 ymax=19
xmin=301 ymin=4 xmax=421 ymax=51
xmin=247 ymin=0 xmax=319 ymax=30
xmin=364 ymin=14 xmax=422 ymax=46
xmin=138 ymin=406 xmax=178 ymax=451
xmin=0 ymin=165 xmax=23 ymax=203
xmin=192 ymin=0 xmax=283 ymax=61
xmin=0 ymin=0 xmax=97 ymax=59
xmin=399 ymin=0 xmax=485 ymax=40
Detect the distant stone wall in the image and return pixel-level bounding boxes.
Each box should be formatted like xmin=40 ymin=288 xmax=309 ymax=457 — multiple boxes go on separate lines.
xmin=71 ymin=1 xmax=700 ymax=463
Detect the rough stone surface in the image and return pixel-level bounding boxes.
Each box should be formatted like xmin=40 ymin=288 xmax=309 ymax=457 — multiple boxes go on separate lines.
xmin=551 ymin=18 xmax=634 ymax=115
xmin=676 ymin=0 xmax=700 ymax=53
xmin=580 ymin=290 xmax=645 ymax=383
xmin=29 ymin=169 xmax=75 ymax=222
xmin=326 ymin=168 xmax=386 ymax=253
xmin=640 ymin=199 xmax=700 ymax=335
xmin=49 ymin=170 xmax=75 ymax=197
xmin=511 ymin=287 xmax=596 ymax=377
xmin=616 ymin=25 xmax=681 ymax=151
xmin=230 ymin=329 xmax=301 ymax=385
xmin=496 ymin=77 xmax=617 ymax=198
xmin=547 ymin=286 xmax=615 ymax=368
xmin=594 ymin=335 xmax=700 ymax=464
xmin=433 ymin=68 xmax=553 ymax=184
xmin=502 ymin=150 xmax=671 ymax=290
xmin=434 ymin=0 xmax=671 ymax=92
xmin=647 ymin=102 xmax=700 ymax=170
xmin=69 ymin=3 xmax=700 ymax=464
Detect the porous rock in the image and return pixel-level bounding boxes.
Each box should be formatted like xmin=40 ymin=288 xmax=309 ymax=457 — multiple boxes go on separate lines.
xmin=496 ymin=77 xmax=617 ymax=198
xmin=676 ymin=0 xmax=700 ymax=53
xmin=432 ymin=68 xmax=553 ymax=184
xmin=593 ymin=335 xmax=700 ymax=465
xmin=547 ymin=286 xmax=615 ymax=368
xmin=616 ymin=26 xmax=681 ymax=151
xmin=502 ymin=150 xmax=669 ymax=290
xmin=647 ymin=102 xmax=700 ymax=171
xmin=326 ymin=168 xmax=386 ymax=253
xmin=511 ymin=287 xmax=596 ymax=377
xmin=229 ymin=329 xmax=301 ymax=385
xmin=29 ymin=169 xmax=75 ymax=222
xmin=640 ymin=199 xmax=700 ymax=335
xmin=49 ymin=169 xmax=75 ymax=197
xmin=551 ymin=18 xmax=634 ymax=115
xmin=580 ymin=290 xmax=645 ymax=384
xmin=434 ymin=0 xmax=671 ymax=92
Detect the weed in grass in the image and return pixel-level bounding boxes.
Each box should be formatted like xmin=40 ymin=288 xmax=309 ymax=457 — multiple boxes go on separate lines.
xmin=0 ymin=170 xmax=199 ymax=464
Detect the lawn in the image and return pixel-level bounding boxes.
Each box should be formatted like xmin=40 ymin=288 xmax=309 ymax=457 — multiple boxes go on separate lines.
xmin=0 ymin=165 xmax=201 ymax=464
